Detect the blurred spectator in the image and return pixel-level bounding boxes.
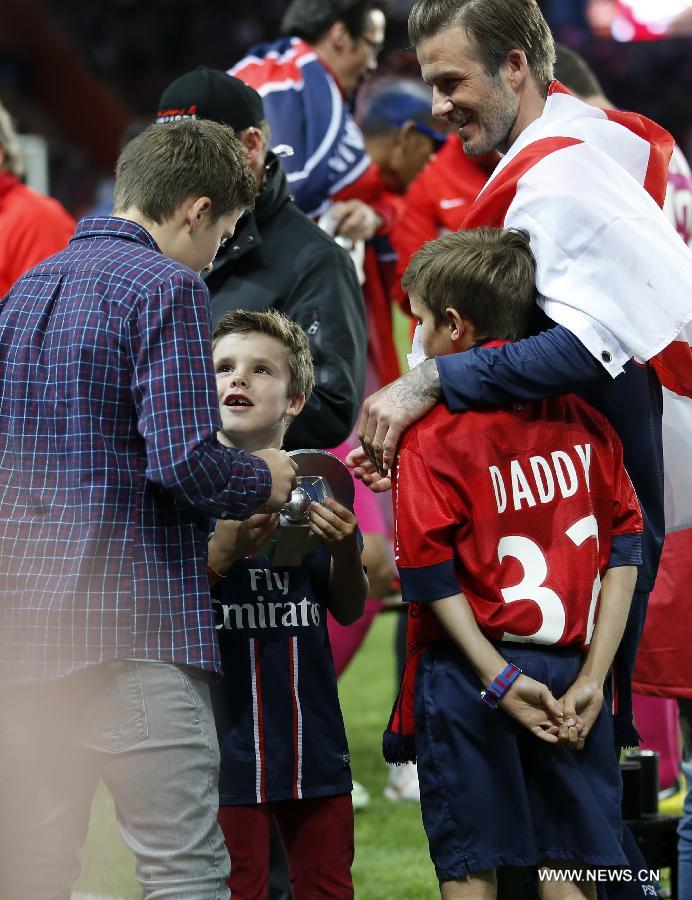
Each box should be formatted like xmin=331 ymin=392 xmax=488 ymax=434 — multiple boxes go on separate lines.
xmin=390 ymin=134 xmax=497 ymax=316
xmin=586 ymin=0 xmax=692 ymax=40
xmin=0 ymin=100 xmax=75 ymax=295
xmin=156 ymin=68 xmax=366 ymax=451
xmin=355 ymin=78 xmax=448 ymax=387
xmin=230 ymin=0 xmax=393 ymax=243
xmin=358 ymin=80 xmax=446 ymax=194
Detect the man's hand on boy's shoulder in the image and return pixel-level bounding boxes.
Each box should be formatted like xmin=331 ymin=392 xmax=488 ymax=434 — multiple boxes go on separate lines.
xmin=499 ymin=673 xmax=565 ymax=744
xmin=209 ymin=514 xmax=279 ymax=573
xmin=308 ymin=498 xmax=358 ymax=557
xmin=359 ymin=358 xmax=441 ymax=476
xmin=557 ymin=676 xmax=604 ymax=751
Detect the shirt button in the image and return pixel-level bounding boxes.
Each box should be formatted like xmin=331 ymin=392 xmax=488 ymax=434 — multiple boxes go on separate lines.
xmin=601 ymin=350 xmax=612 ymax=363
xmin=247 ymin=236 xmax=254 ymax=243
xmin=232 ymin=245 xmax=240 ymax=252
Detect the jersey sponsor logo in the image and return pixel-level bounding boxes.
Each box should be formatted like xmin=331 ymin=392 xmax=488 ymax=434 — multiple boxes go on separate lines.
xmin=214 ymin=566 xmax=321 ymax=631
xmin=488 ymin=443 xmax=592 ymax=514
xmin=215 ymin=596 xmax=321 ymax=631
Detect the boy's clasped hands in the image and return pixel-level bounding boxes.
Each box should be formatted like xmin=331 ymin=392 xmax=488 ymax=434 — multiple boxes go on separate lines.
xmin=496 ymin=670 xmax=603 ymax=752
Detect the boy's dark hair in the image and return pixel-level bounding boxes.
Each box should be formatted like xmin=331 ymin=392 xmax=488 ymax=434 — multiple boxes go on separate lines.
xmin=554 ymin=44 xmax=603 ymax=99
xmin=281 ymin=0 xmax=386 ymax=42
xmin=408 ymin=0 xmax=555 ymax=88
xmin=213 ymin=309 xmax=316 ymax=401
xmin=401 ymin=227 xmax=536 ymax=342
xmin=113 ymin=119 xmax=255 ymax=224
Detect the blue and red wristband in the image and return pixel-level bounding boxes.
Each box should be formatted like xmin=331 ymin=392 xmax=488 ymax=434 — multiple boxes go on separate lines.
xmin=481 ymin=662 xmax=522 ymax=709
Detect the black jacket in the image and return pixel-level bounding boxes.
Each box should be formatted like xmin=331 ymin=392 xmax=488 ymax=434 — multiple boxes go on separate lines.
xmin=205 ymin=154 xmax=366 ymax=451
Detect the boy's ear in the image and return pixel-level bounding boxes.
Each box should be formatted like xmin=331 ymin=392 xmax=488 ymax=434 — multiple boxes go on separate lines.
xmin=445 ymin=308 xmax=479 ymax=350
xmin=445 ymin=308 xmax=478 ymax=348
xmin=186 ymin=196 xmax=213 ymax=232
xmin=285 ymin=394 xmax=306 ymax=420
xmin=444 ymin=307 xmax=465 ymax=340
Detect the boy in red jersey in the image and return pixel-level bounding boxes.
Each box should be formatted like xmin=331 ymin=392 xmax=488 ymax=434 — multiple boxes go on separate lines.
xmin=386 ymin=229 xmax=643 ymax=899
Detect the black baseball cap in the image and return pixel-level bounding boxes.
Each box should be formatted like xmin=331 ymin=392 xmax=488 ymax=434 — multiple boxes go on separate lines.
xmin=156 ymin=67 xmax=264 ymax=132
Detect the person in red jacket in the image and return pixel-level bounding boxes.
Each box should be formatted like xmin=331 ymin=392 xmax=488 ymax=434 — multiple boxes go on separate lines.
xmin=390 ymin=132 xmax=497 ymax=317
xmin=0 ymin=102 xmax=75 ymax=296
xmin=356 ymin=79 xmax=447 ymax=387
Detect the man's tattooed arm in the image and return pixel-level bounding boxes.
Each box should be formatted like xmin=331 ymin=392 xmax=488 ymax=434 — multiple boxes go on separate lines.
xmin=358 ymin=359 xmax=442 ymax=474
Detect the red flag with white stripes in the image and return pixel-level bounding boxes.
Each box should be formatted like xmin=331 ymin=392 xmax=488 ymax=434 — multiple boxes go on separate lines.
xmin=463 ymin=81 xmax=692 ymax=396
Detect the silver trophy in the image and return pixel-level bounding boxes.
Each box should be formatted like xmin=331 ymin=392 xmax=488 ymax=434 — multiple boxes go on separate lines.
xmin=262 ymin=449 xmax=355 ymax=567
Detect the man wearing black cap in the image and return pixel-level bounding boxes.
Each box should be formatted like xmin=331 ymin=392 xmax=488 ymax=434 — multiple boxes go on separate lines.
xmin=157 ymin=68 xmax=366 ymax=452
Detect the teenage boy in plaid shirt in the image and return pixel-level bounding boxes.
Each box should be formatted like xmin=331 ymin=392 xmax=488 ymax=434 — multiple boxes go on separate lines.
xmin=0 ymin=119 xmax=297 ymax=900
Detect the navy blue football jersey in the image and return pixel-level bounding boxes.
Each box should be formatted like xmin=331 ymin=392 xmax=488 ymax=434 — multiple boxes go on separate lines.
xmin=211 ymin=545 xmax=353 ymax=805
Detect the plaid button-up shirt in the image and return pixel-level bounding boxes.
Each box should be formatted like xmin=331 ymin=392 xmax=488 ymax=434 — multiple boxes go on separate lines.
xmin=0 ymin=217 xmax=271 ymax=682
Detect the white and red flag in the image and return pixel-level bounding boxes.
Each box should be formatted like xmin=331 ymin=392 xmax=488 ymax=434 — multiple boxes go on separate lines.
xmin=463 ymin=81 xmax=692 ymax=396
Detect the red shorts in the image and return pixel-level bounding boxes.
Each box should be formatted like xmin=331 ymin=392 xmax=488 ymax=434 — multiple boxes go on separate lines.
xmin=218 ymin=793 xmax=354 ymax=899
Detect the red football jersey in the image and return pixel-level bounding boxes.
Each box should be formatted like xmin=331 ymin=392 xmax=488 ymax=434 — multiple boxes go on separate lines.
xmin=393 ymin=395 xmax=642 ymax=648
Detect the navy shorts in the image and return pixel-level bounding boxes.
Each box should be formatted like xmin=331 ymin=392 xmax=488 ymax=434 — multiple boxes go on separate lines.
xmin=414 ymin=641 xmax=628 ymax=882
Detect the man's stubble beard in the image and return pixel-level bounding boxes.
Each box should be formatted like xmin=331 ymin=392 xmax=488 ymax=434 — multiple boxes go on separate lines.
xmin=462 ymin=74 xmax=519 ymax=157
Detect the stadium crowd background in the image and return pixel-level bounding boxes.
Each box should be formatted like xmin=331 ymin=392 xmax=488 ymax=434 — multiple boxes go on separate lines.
xmin=0 ymin=0 xmax=690 ymax=215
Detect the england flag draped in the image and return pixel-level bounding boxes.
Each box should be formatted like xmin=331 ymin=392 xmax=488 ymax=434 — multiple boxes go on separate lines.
xmin=463 ymin=81 xmax=692 ymax=396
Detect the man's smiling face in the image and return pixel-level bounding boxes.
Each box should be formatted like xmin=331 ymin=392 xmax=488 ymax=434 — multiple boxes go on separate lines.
xmin=418 ymin=24 xmax=519 ymax=156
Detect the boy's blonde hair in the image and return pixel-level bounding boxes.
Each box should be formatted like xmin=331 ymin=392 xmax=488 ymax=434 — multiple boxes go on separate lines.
xmin=212 ymin=309 xmax=315 ymax=401
xmin=401 ymin=227 xmax=537 ymax=342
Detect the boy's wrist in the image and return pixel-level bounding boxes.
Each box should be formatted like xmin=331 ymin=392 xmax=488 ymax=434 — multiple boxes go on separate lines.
xmin=207 ymin=536 xmax=238 ymax=574
xmin=481 ymin=662 xmax=522 ymax=709
xmin=572 ymin=670 xmax=605 ymax=690
xmin=329 ymin=535 xmax=360 ymax=562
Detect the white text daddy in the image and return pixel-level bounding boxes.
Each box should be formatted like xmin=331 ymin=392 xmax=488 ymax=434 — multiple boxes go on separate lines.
xmin=489 ymin=444 xmax=592 ymax=514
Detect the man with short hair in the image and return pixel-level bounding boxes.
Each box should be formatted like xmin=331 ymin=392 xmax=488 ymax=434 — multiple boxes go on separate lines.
xmin=352 ymin=0 xmax=692 ymax=755
xmin=0 ymin=100 xmax=75 ymax=295
xmin=230 ymin=0 xmax=391 ymax=243
xmin=0 ymin=118 xmax=297 ymax=900
xmin=156 ymin=68 xmax=367 ymax=451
